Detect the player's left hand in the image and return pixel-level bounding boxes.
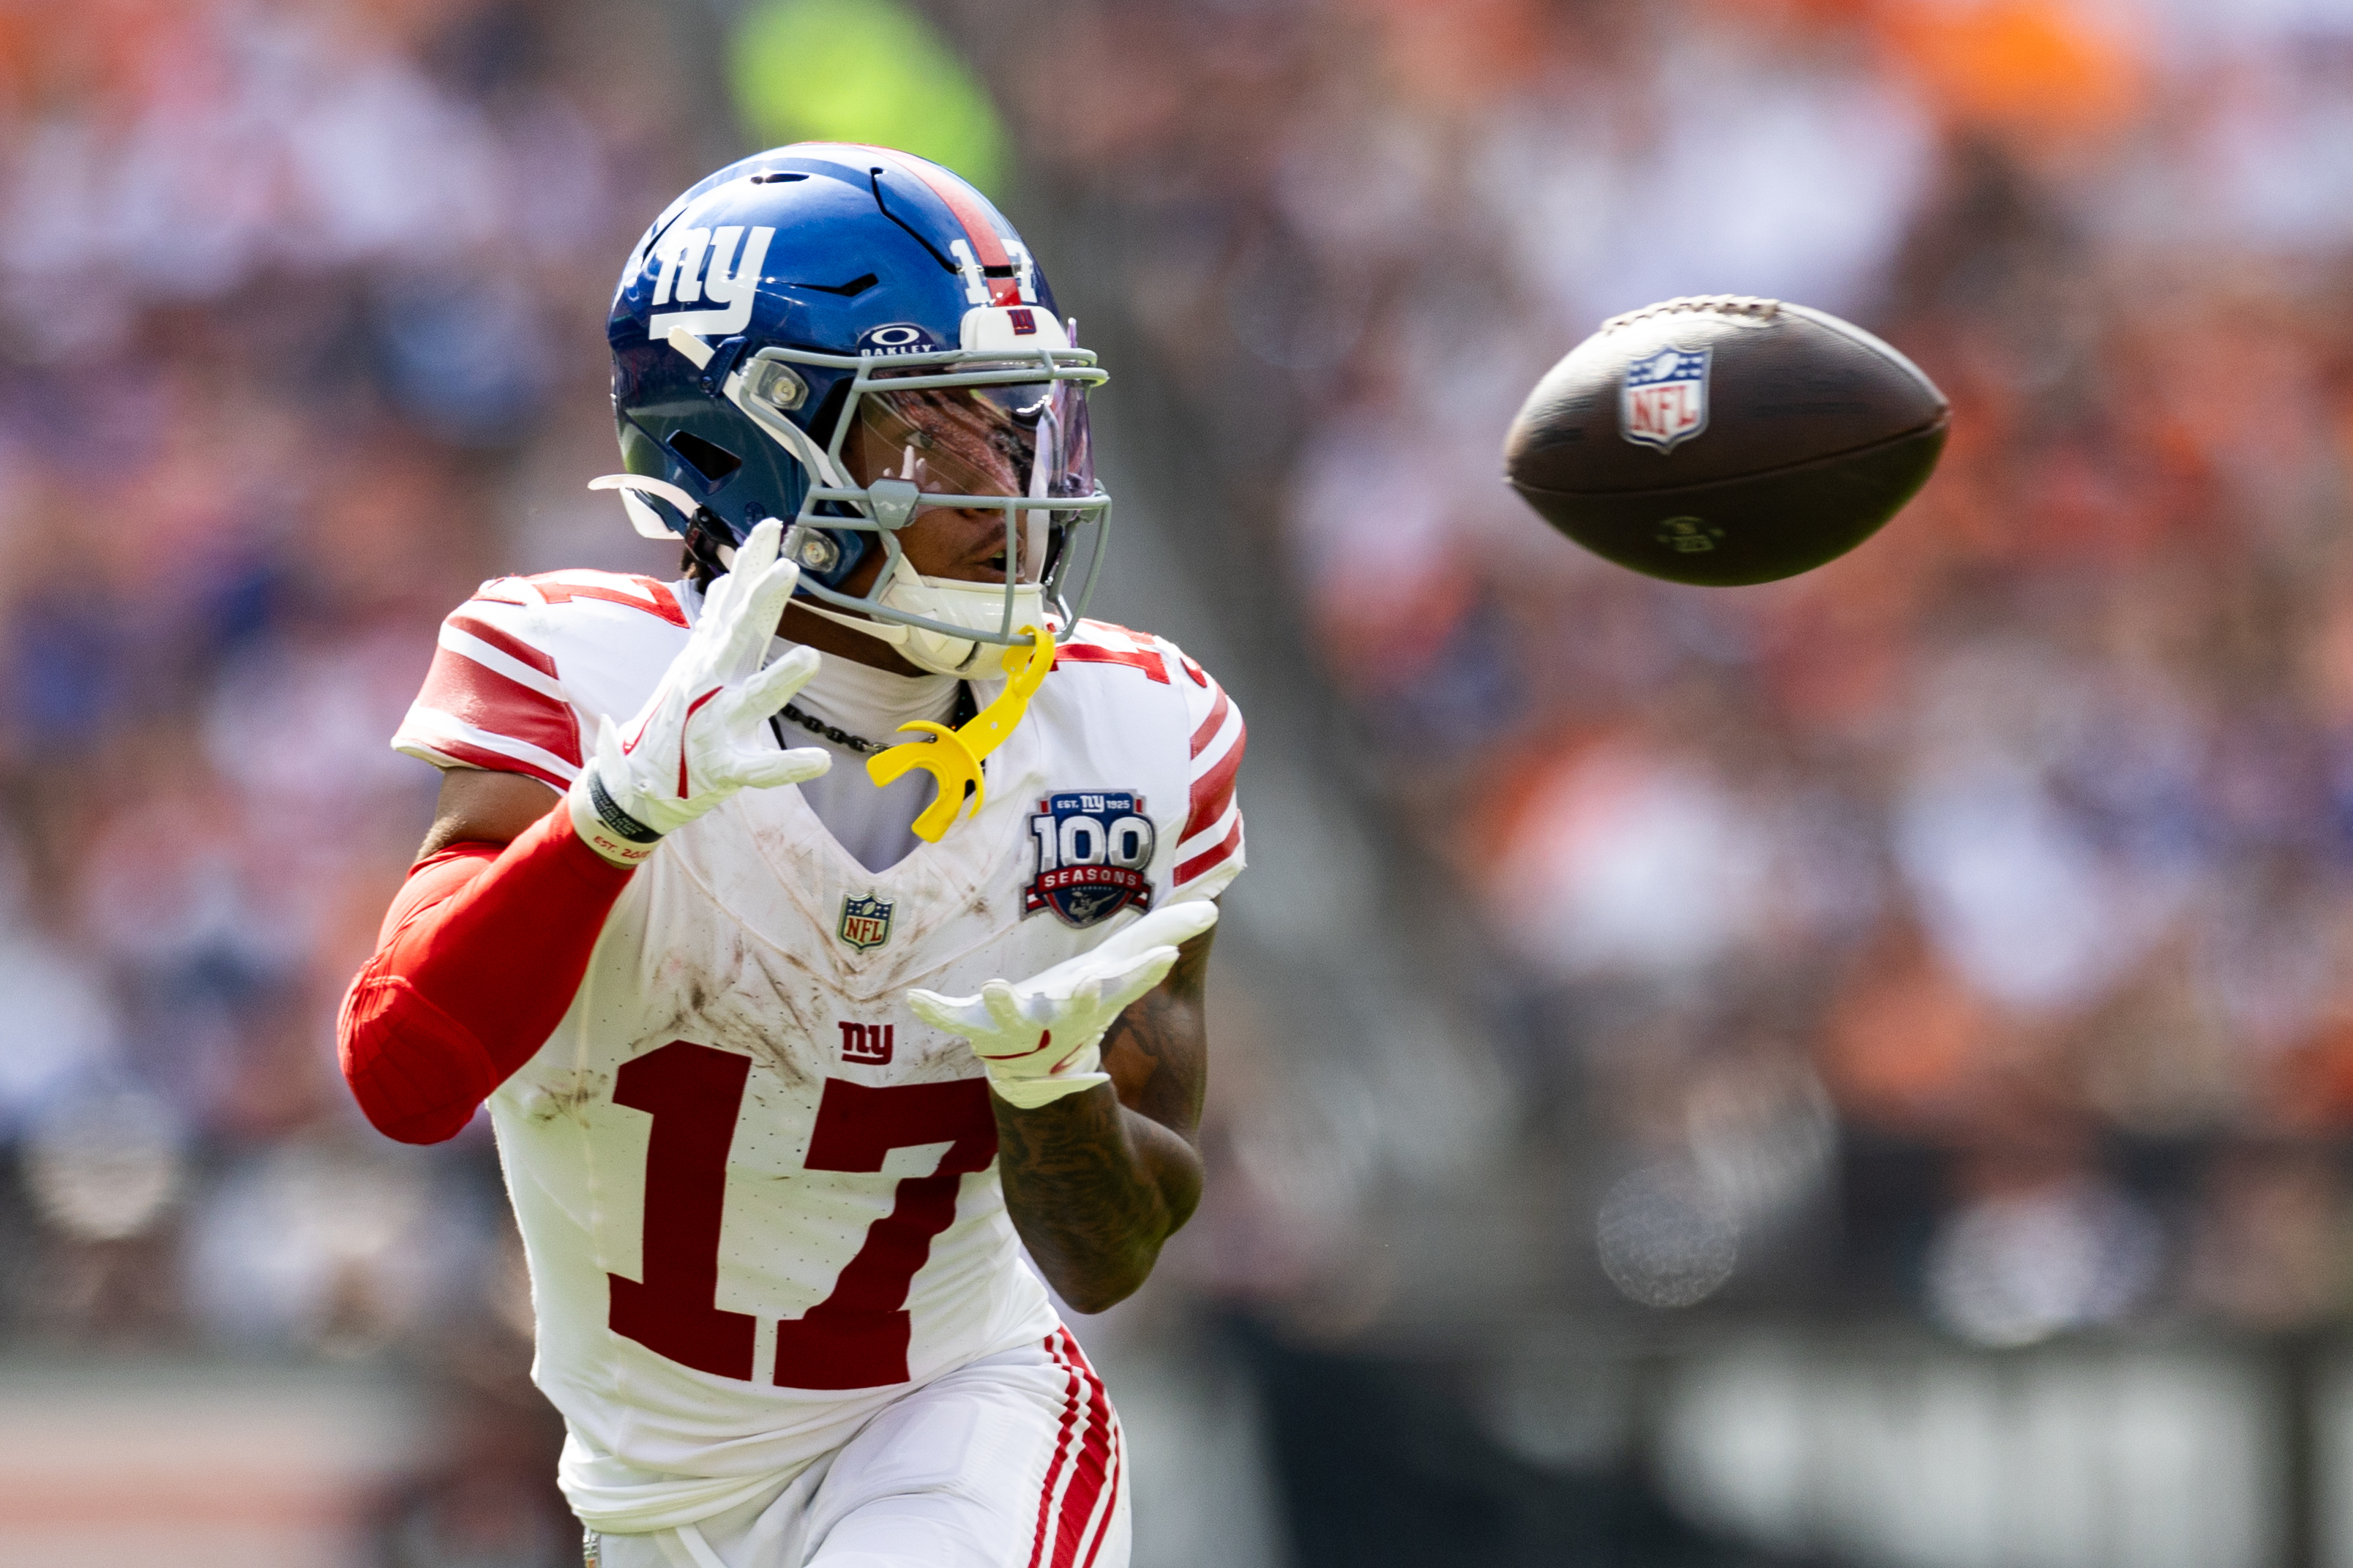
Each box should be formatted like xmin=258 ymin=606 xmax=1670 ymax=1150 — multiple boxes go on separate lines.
xmin=905 ymin=901 xmax=1220 ymax=1109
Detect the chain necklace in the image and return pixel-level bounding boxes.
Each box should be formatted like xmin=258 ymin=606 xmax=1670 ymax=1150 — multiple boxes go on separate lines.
xmin=770 ymin=684 xmax=979 ymax=758
xmin=774 ymin=702 xmax=887 ymax=756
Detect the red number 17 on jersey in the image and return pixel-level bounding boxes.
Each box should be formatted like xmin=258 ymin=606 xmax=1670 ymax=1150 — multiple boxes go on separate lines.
xmin=605 ymin=1042 xmax=998 ymax=1389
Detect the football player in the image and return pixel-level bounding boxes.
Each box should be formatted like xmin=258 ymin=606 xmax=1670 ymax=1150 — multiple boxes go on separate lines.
xmin=335 ymin=144 xmax=1246 ymax=1568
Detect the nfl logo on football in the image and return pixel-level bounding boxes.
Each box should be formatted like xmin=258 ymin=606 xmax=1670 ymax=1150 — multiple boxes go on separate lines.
xmin=1620 ymin=345 xmax=1711 ymax=453
xmin=837 ymin=893 xmax=894 ymax=951
xmin=1026 ymin=792 xmax=1156 ymax=929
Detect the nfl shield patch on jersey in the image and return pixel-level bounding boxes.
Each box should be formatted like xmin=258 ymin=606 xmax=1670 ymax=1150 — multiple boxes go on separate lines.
xmin=1621 ymin=345 xmax=1710 ymax=452
xmin=838 ymin=893 xmax=894 ymax=950
xmin=1026 ymin=791 xmax=1156 ymax=928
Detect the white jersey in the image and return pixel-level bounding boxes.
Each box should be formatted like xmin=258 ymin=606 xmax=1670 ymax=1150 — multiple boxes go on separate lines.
xmin=392 ymin=571 xmax=1245 ymax=1532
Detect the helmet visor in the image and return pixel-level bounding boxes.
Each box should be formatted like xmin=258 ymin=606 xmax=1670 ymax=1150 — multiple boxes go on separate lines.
xmin=849 ymin=375 xmax=1093 ymax=500
xmin=846 ymin=372 xmax=1096 ymax=586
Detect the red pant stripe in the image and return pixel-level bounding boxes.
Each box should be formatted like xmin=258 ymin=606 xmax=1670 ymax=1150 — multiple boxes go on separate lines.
xmin=1027 ymin=1333 xmax=1087 ymax=1568
xmin=1050 ymin=1328 xmax=1116 ymax=1568
xmin=1076 ymin=1418 xmax=1125 ymax=1568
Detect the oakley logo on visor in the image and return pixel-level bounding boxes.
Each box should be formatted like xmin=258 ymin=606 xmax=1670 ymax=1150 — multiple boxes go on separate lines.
xmin=856 ymin=323 xmax=943 ymax=356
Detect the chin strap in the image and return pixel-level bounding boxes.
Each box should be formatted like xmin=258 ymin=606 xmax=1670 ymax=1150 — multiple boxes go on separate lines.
xmin=867 ymin=625 xmax=1054 ymax=841
xmin=796 ymin=596 xmax=916 ymax=650
xmin=788 ymin=558 xmax=1033 ymax=676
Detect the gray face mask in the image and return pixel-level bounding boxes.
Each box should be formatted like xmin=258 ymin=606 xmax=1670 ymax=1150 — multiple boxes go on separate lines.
xmin=717 ymin=318 xmax=1110 ymax=659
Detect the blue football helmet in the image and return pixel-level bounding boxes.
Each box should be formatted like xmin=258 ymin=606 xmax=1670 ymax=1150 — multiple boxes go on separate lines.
xmin=599 ymin=143 xmax=1108 ymax=675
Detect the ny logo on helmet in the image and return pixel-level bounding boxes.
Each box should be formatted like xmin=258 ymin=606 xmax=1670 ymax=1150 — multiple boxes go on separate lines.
xmin=648 ymin=225 xmax=777 ymax=342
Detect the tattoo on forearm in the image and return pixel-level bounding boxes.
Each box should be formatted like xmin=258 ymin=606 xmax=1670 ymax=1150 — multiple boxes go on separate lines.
xmin=992 ymin=928 xmax=1213 ymax=1312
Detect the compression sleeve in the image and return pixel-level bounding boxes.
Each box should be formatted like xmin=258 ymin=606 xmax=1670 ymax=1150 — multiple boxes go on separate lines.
xmin=337 ymin=806 xmax=633 ymax=1144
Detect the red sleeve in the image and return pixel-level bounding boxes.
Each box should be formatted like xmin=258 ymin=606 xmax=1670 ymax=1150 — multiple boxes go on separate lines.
xmin=337 ymin=809 xmax=633 ymax=1144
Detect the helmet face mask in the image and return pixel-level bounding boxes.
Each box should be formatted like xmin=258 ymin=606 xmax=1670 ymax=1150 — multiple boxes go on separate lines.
xmin=605 ymin=146 xmax=1111 ymax=674
xmin=722 ymin=335 xmax=1107 ymax=673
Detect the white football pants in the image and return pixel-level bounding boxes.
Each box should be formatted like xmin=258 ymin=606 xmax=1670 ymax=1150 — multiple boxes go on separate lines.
xmin=587 ymin=1329 xmax=1129 ymax=1568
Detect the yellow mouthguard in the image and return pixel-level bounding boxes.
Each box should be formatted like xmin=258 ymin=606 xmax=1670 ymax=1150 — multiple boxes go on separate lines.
xmin=867 ymin=624 xmax=1055 ymax=841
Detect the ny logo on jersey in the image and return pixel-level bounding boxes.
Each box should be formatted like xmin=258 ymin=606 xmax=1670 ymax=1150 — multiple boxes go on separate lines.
xmin=1025 ymin=791 xmax=1156 ymax=929
xmin=838 ymin=1022 xmax=894 ymax=1065
xmin=838 ymin=893 xmax=894 ymax=950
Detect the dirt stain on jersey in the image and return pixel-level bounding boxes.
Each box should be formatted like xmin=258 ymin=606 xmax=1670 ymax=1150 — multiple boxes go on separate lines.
xmin=901 ymin=1029 xmax=973 ymax=1077
xmin=730 ymin=945 xmax=820 ymax=1089
xmin=643 ymin=932 xmax=824 ymax=1092
xmin=523 ymin=1068 xmax=610 ymax=1126
xmin=634 ymin=964 xmax=717 ymax=1047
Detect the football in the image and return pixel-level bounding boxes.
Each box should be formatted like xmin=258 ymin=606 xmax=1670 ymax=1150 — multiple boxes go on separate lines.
xmin=1503 ymin=296 xmax=1950 ymax=586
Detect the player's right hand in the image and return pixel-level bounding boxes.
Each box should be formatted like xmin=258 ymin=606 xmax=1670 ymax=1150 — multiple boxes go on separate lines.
xmin=566 ymin=517 xmax=832 ymax=866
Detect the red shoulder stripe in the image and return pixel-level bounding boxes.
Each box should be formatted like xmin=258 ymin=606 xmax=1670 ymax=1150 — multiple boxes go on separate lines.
xmin=1184 ymin=716 xmax=1246 ymax=839
xmin=528 ymin=574 xmax=688 ymax=629
xmin=1175 ymin=816 xmax=1243 ymax=886
xmin=1055 ymin=643 xmax=1169 ymax=684
xmin=416 ymin=648 xmax=582 ymax=770
xmin=419 ymin=734 xmax=571 ymax=792
xmin=447 ymin=612 xmax=558 ymax=678
xmin=1189 ymin=687 xmax=1231 ymax=758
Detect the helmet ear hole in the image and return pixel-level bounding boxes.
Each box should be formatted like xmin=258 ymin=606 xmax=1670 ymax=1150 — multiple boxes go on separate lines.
xmin=669 ymin=432 xmax=743 ymax=485
xmin=680 ymin=511 xmax=737 ymax=588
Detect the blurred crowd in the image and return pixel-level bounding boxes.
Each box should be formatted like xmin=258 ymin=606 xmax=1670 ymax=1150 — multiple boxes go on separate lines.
xmin=0 ymin=0 xmax=717 ymax=1555
xmin=994 ymin=0 xmax=2353 ymax=1347
xmin=7 ymin=0 xmax=2353 ymax=1540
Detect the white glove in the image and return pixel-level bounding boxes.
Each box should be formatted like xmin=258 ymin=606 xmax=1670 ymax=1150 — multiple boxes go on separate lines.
xmin=905 ymin=902 xmax=1219 ymax=1109
xmin=567 ymin=517 xmax=833 ymax=866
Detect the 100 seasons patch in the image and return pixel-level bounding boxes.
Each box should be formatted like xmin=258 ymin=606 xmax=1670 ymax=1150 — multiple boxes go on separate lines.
xmin=1025 ymin=790 xmax=1156 ymax=929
